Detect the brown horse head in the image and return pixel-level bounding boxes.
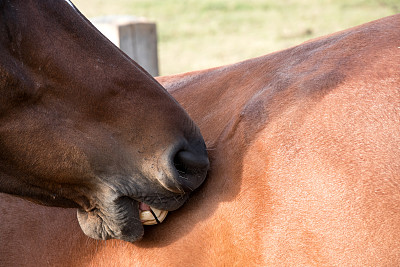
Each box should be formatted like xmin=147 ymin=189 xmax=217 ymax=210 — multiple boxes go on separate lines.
xmin=0 ymin=0 xmax=209 ymax=242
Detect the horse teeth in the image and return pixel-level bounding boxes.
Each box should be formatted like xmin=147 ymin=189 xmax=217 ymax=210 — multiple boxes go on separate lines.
xmin=140 ymin=207 xmax=168 ymax=225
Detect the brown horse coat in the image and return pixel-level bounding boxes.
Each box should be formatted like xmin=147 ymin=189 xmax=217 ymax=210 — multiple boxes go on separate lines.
xmin=1 ymin=14 xmax=400 ymax=266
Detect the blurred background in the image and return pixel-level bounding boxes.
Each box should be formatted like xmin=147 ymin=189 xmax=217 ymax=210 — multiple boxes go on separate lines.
xmin=73 ymin=0 xmax=399 ymax=76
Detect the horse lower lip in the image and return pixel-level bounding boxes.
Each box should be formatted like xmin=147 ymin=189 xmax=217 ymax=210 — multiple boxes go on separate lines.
xmin=139 ymin=206 xmax=168 ymax=225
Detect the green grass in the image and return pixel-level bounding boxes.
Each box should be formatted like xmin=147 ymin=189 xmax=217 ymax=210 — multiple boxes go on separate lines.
xmin=73 ymin=0 xmax=399 ymax=75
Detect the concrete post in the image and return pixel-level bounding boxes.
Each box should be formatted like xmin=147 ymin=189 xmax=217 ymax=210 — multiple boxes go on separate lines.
xmin=91 ymin=16 xmax=159 ymax=77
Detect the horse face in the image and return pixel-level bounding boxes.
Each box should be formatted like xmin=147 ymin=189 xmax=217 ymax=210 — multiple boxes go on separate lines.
xmin=0 ymin=0 xmax=208 ymax=242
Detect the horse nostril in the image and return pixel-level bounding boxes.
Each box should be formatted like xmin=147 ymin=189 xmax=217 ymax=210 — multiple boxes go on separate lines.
xmin=173 ymin=150 xmax=209 ymax=192
xmin=175 ymin=150 xmax=209 ymax=170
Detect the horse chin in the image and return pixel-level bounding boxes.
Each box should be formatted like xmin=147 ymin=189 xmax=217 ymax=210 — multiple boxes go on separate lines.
xmin=75 ymin=186 xmax=188 ymax=242
xmin=76 ymin=197 xmax=144 ymax=242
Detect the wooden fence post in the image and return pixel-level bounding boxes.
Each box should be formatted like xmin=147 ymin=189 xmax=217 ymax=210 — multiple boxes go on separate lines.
xmin=91 ymin=16 xmax=159 ymax=77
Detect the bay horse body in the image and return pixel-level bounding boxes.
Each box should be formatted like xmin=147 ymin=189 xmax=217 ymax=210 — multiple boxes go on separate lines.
xmin=2 ymin=14 xmax=400 ymax=266
xmin=0 ymin=0 xmax=208 ymax=243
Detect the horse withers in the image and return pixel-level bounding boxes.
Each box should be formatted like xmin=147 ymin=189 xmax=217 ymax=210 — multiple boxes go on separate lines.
xmin=0 ymin=0 xmax=209 ymax=242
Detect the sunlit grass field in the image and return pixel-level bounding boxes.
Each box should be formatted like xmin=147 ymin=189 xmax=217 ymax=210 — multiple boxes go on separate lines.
xmin=73 ymin=0 xmax=399 ymax=75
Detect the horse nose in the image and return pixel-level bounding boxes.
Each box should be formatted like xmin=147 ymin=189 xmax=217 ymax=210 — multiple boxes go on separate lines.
xmin=157 ymin=138 xmax=209 ymax=194
xmin=173 ymin=149 xmax=209 ymax=192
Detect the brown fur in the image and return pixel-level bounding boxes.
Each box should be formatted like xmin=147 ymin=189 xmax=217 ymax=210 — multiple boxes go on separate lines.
xmin=1 ymin=14 xmax=400 ymax=266
xmin=0 ymin=0 xmax=208 ymax=242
